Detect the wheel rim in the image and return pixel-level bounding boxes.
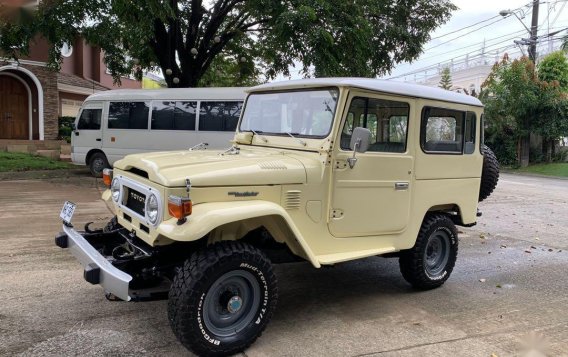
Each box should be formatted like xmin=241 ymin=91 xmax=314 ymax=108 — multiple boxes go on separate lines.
xmin=423 ymin=230 xmax=450 ymax=277
xmin=203 ymin=270 xmax=261 ymax=337
xmin=91 ymin=157 xmax=105 ymax=174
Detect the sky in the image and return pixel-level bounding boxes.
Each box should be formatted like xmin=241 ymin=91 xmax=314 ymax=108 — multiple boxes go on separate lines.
xmin=384 ymin=0 xmax=568 ymax=81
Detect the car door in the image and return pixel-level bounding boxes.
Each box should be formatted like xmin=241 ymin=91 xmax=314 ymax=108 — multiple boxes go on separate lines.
xmin=329 ymin=92 xmax=414 ymax=238
xmin=71 ymin=102 xmax=104 ymax=164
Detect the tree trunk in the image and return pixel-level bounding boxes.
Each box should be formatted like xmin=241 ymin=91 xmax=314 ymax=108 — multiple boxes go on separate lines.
xmin=542 ymin=138 xmax=549 ymax=163
xmin=519 ymin=134 xmax=530 ymax=167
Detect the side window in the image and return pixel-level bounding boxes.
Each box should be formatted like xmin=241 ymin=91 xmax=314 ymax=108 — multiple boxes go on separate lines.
xmin=77 ymin=108 xmax=102 ymax=130
xmin=421 ymin=107 xmax=464 ymax=153
xmin=340 ymin=97 xmax=409 ymax=153
xmin=151 ymin=101 xmax=197 ymax=130
xmin=464 ymin=112 xmax=476 ymax=154
xmin=199 ymin=101 xmax=243 ymax=131
xmin=480 ymin=114 xmax=485 ymax=152
xmin=108 ymin=102 xmax=150 ymax=129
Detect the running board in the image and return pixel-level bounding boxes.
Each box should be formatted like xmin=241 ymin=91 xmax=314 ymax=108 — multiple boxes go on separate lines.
xmin=316 ymin=247 xmax=397 ymax=265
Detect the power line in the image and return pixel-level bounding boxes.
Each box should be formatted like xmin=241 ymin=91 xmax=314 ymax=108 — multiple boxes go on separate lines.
xmin=424 ymin=17 xmax=508 ymax=52
xmin=429 ymin=15 xmax=501 ymax=41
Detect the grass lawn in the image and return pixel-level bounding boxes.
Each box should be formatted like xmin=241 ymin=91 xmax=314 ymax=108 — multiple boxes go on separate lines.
xmin=512 ymin=163 xmax=568 ymax=178
xmin=0 ymin=151 xmax=73 ymax=172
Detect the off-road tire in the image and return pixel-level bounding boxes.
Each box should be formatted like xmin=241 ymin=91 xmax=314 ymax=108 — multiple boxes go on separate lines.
xmin=479 ymin=145 xmax=499 ymax=202
xmin=399 ymin=214 xmax=458 ymax=290
xmin=89 ymin=152 xmax=109 ymax=177
xmin=168 ymin=241 xmax=278 ymax=357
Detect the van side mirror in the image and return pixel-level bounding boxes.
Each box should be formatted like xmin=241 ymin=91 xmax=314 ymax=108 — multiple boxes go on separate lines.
xmin=347 ymin=127 xmax=371 ymax=169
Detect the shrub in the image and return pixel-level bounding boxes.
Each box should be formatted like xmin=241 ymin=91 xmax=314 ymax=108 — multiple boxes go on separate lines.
xmin=58 ymin=116 xmax=75 ymax=143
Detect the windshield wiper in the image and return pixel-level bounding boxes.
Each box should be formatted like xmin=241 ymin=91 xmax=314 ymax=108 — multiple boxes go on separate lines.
xmin=249 ymin=129 xmax=268 ymax=143
xmin=286 ymin=132 xmax=307 ymax=146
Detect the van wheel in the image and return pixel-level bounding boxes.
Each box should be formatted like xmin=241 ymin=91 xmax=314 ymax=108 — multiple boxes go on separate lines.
xmin=399 ymin=214 xmax=458 ymax=290
xmin=168 ymin=241 xmax=278 ymax=356
xmin=89 ymin=152 xmax=109 ymax=177
xmin=479 ymin=145 xmax=500 ymax=202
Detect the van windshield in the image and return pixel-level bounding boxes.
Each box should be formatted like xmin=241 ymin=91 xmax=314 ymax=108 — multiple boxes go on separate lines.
xmin=239 ymin=88 xmax=339 ymax=138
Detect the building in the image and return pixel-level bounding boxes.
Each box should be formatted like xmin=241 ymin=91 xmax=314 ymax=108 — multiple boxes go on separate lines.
xmin=0 ymin=36 xmax=141 ymax=141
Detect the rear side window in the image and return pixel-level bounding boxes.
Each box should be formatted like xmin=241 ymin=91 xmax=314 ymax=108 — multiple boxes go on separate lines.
xmin=108 ymin=102 xmax=150 ymax=129
xmin=464 ymin=112 xmax=476 ymax=154
xmin=421 ymin=107 xmax=464 ymax=154
xmin=77 ymin=108 xmax=101 ymax=130
xmin=199 ymin=101 xmax=243 ymax=131
xmin=151 ymin=101 xmax=197 ymax=130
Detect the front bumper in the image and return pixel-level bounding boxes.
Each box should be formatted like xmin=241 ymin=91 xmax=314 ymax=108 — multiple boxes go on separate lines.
xmin=56 ymin=224 xmax=133 ymax=301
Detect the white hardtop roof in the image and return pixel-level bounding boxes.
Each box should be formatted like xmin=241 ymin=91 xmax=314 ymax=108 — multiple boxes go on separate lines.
xmin=249 ymin=78 xmax=483 ymax=107
xmin=84 ymin=87 xmax=248 ymax=102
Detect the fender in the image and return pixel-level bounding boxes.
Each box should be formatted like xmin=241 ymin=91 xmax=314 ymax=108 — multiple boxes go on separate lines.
xmin=156 ymin=200 xmax=321 ymax=268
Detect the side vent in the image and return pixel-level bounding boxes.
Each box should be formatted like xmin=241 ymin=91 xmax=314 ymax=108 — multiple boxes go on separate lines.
xmin=284 ymin=190 xmax=301 ymax=210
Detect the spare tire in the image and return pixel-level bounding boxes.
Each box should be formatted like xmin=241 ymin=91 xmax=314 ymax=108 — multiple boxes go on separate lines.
xmin=479 ymin=145 xmax=499 ymax=202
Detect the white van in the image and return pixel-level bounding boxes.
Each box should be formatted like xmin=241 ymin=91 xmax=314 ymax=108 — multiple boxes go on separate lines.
xmin=71 ymin=87 xmax=247 ymax=176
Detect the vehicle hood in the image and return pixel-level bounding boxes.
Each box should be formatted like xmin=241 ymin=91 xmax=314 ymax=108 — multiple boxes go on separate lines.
xmin=114 ymin=148 xmax=313 ymax=187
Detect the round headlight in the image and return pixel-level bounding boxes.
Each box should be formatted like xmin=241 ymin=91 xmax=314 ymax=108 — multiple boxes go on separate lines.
xmin=111 ymin=178 xmax=120 ymax=202
xmin=147 ymin=193 xmax=159 ymax=224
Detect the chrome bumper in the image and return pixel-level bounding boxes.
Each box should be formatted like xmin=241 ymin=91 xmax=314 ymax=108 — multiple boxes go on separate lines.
xmin=58 ymin=224 xmax=133 ymax=301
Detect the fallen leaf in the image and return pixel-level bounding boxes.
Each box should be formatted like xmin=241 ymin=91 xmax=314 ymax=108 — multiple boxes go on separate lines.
xmin=496 ymin=284 xmax=502 ymax=288
xmin=530 ymin=246 xmax=537 ymax=249
xmin=500 ymin=245 xmax=507 ymax=248
xmin=524 ymin=250 xmax=531 ymax=254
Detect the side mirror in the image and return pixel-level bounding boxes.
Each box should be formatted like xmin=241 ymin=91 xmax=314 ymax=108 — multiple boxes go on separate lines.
xmin=349 ymin=127 xmax=371 ymax=153
xmin=347 ymin=127 xmax=371 ymax=169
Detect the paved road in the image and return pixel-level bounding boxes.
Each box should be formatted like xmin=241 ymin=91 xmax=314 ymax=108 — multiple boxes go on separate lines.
xmin=0 ymin=173 xmax=566 ymax=356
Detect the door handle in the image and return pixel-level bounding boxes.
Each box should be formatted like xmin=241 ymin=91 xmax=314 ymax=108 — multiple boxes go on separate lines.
xmin=395 ymin=182 xmax=409 ymax=190
xmin=96 ymin=138 xmax=101 ymax=141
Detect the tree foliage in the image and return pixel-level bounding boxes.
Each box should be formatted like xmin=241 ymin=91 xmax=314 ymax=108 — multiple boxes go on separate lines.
xmin=538 ymin=51 xmax=568 ymax=90
xmin=0 ymin=0 xmax=456 ymax=87
xmin=438 ymin=67 xmax=452 ymax=90
xmin=481 ymin=54 xmax=568 ymax=164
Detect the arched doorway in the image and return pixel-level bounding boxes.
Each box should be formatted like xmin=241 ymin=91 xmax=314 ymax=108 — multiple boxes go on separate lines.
xmin=0 ymin=74 xmax=30 ymax=139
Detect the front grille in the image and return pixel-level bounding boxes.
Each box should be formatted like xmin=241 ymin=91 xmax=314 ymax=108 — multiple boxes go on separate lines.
xmin=125 ymin=187 xmax=146 ymax=217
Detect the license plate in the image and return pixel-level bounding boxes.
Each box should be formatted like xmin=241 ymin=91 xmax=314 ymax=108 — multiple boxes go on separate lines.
xmin=60 ymin=201 xmax=76 ymax=224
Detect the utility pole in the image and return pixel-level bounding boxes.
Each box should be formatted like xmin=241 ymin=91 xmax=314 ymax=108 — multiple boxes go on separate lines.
xmin=529 ymin=0 xmax=539 ymax=62
xmin=519 ymin=0 xmax=539 ymax=167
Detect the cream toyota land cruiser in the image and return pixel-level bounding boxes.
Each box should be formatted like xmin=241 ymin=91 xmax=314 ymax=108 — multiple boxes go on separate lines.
xmin=55 ymin=78 xmax=499 ymax=356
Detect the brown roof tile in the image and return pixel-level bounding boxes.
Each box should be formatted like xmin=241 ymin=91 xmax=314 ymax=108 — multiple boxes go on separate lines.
xmin=57 ymin=72 xmax=109 ymax=91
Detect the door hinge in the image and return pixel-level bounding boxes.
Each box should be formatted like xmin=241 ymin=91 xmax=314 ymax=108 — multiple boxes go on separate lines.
xmin=330 ymin=209 xmax=344 ymax=219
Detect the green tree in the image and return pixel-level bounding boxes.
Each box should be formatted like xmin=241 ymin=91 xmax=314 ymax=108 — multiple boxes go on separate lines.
xmin=538 ymin=51 xmax=568 ymax=90
xmin=482 ymin=55 xmax=568 ymax=165
xmin=0 ymin=0 xmax=456 ymax=87
xmin=438 ymin=67 xmax=452 ymax=90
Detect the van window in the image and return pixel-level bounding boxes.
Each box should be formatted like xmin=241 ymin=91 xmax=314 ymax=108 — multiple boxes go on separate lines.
xmin=77 ymin=108 xmax=102 ymax=130
xmin=341 ymin=97 xmax=409 ymax=153
xmin=199 ymin=101 xmax=242 ymax=131
xmin=421 ymin=107 xmax=464 ymax=153
xmin=108 ymin=102 xmax=150 ymax=129
xmin=151 ymin=101 xmax=197 ymax=130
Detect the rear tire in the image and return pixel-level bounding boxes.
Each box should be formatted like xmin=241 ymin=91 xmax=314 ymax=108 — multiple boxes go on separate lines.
xmin=168 ymin=241 xmax=278 ymax=356
xmin=479 ymin=145 xmax=499 ymax=202
xmin=89 ymin=152 xmax=109 ymax=177
xmin=399 ymin=214 xmax=458 ymax=290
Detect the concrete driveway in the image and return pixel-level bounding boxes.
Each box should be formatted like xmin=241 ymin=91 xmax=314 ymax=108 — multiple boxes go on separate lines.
xmin=0 ymin=173 xmax=566 ymax=356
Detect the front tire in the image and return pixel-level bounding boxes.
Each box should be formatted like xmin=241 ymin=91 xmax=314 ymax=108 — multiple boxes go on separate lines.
xmin=168 ymin=241 xmax=278 ymax=356
xmin=399 ymin=214 xmax=458 ymax=290
xmin=89 ymin=152 xmax=109 ymax=177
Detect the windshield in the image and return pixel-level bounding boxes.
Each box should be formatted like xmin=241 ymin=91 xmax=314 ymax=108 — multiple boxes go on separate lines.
xmin=239 ymin=88 xmax=339 ymax=138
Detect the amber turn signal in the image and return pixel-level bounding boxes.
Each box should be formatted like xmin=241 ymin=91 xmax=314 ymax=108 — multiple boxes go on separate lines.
xmin=168 ymin=196 xmax=192 ymax=221
xmin=102 ymin=168 xmax=113 ymax=187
